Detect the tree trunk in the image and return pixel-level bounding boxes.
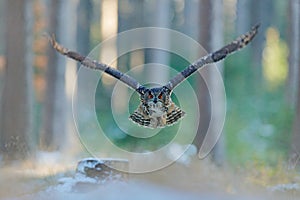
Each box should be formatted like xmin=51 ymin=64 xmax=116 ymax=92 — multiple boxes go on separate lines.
xmin=290 ymin=0 xmax=300 ymax=168
xmin=0 ymin=0 xmax=33 ymax=161
xmin=0 ymin=0 xmax=5 ymax=96
xmin=41 ymin=0 xmax=77 ymax=151
xmin=66 ymin=0 xmax=93 ymax=155
xmin=192 ymin=0 xmax=211 ymax=151
xmin=41 ymin=0 xmax=63 ymax=150
xmin=194 ymin=0 xmax=225 ymax=164
xmin=250 ymin=0 xmax=273 ymax=92
xmin=144 ymin=0 xmax=171 ymax=84
xmin=236 ymin=0 xmax=251 ymax=34
xmin=287 ymin=0 xmax=300 ymax=106
xmin=208 ymin=0 xmax=225 ymax=165
xmin=183 ymin=0 xmax=200 ymax=40
xmin=77 ymin=0 xmax=92 ymax=57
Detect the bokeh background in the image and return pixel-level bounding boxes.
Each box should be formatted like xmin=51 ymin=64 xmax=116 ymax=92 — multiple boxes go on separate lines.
xmin=0 ymin=0 xmax=300 ymax=199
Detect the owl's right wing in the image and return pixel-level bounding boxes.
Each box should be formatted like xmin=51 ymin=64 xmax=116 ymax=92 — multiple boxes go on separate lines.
xmin=46 ymin=34 xmax=142 ymax=91
xmin=164 ymin=24 xmax=260 ymax=91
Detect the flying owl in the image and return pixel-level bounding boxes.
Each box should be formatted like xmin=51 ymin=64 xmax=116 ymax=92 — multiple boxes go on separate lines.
xmin=47 ymin=24 xmax=259 ymax=128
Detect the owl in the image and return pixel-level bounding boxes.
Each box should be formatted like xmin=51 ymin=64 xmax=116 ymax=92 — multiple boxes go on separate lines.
xmin=47 ymin=24 xmax=259 ymax=128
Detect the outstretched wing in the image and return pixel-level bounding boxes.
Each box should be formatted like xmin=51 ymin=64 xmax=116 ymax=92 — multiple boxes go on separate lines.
xmin=164 ymin=24 xmax=260 ymax=91
xmin=46 ymin=34 xmax=142 ymax=91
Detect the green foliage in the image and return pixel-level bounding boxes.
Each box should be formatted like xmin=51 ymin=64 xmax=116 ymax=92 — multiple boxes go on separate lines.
xmin=224 ymin=48 xmax=293 ymax=166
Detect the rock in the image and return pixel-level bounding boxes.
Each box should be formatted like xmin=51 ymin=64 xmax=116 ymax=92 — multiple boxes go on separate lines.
xmin=52 ymin=158 xmax=129 ymax=192
xmin=76 ymin=158 xmax=129 ymax=181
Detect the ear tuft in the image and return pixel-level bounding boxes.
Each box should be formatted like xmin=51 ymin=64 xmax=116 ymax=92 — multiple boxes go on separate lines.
xmin=136 ymin=86 xmax=146 ymax=95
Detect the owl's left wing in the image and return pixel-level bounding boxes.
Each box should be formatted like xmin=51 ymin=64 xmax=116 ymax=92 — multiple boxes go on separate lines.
xmin=164 ymin=24 xmax=260 ymax=91
xmin=46 ymin=34 xmax=142 ymax=91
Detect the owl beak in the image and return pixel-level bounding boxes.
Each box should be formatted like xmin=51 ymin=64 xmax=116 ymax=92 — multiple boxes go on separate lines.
xmin=153 ymin=98 xmax=158 ymax=104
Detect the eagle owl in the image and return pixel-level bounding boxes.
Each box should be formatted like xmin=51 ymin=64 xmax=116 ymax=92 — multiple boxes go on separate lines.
xmin=47 ymin=24 xmax=259 ymax=128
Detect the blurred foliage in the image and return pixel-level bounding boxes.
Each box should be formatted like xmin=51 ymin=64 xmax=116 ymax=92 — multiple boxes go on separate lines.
xmin=263 ymin=27 xmax=288 ymax=90
xmin=245 ymin=159 xmax=298 ymax=187
xmin=224 ymin=26 xmax=293 ymax=166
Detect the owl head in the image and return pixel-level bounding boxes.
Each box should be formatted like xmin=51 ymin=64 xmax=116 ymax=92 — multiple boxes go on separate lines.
xmin=138 ymin=86 xmax=171 ymax=117
xmin=141 ymin=87 xmax=170 ymax=104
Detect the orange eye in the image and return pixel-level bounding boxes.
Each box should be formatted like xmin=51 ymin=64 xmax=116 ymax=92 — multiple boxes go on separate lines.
xmin=158 ymin=93 xmax=163 ymax=99
xmin=148 ymin=93 xmax=153 ymax=99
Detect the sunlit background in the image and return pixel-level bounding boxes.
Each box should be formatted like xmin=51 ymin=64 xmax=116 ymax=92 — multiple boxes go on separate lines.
xmin=0 ymin=0 xmax=300 ymax=199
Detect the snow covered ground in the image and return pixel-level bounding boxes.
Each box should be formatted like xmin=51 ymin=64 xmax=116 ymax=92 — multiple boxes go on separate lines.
xmin=0 ymin=151 xmax=299 ymax=200
xmin=3 ymin=178 xmax=298 ymax=200
xmin=0 ymin=174 xmax=263 ymax=200
xmin=13 ymin=181 xmax=210 ymax=200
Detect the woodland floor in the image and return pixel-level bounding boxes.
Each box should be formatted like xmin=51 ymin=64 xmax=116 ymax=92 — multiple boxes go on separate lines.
xmin=0 ymin=156 xmax=299 ymax=200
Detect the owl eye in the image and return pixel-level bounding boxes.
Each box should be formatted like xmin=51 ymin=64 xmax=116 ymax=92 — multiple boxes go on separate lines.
xmin=148 ymin=93 xmax=153 ymax=99
xmin=158 ymin=93 xmax=163 ymax=100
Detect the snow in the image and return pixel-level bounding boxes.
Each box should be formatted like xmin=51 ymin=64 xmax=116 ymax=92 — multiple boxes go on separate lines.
xmin=49 ymin=173 xmax=99 ymax=193
xmin=76 ymin=158 xmax=104 ymax=174
xmin=11 ymin=180 xmax=240 ymax=200
xmin=41 ymin=157 xmax=129 ymax=193
xmin=1 ymin=154 xmax=299 ymax=200
xmin=2 ymin=167 xmax=299 ymax=200
xmin=167 ymin=143 xmax=197 ymax=166
xmin=36 ymin=151 xmax=63 ymax=164
xmin=267 ymin=183 xmax=300 ymax=192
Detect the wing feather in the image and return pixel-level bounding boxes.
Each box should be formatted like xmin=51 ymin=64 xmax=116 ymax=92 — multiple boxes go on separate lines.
xmin=46 ymin=34 xmax=141 ymax=91
xmin=165 ymin=24 xmax=260 ymax=90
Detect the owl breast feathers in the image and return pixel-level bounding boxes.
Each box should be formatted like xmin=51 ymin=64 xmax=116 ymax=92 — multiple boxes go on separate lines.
xmin=129 ymin=87 xmax=185 ymax=128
